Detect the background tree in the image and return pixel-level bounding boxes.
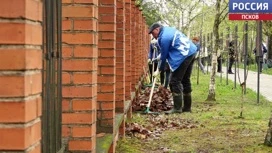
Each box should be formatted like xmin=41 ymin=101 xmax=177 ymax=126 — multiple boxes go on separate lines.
xmin=206 ymin=0 xmax=228 ymax=101
xmin=263 ymin=21 xmax=272 ymax=59
xmin=160 ymin=0 xmax=203 ymax=37
xmin=263 ymin=21 xmax=272 ymax=147
xmin=136 ymin=0 xmax=163 ymax=25
xmin=137 ymin=0 xmax=271 ymax=102
xmin=137 ymin=0 xmax=203 ymax=34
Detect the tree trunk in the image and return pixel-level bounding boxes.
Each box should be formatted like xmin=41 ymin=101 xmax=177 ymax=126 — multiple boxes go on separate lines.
xmin=181 ymin=11 xmax=184 ymax=30
xmin=206 ymin=52 xmax=217 ymax=100
xmin=206 ymin=0 xmax=221 ymax=101
xmin=268 ymin=34 xmax=272 ymax=59
xmin=187 ymin=12 xmax=192 ymax=38
xmin=264 ymin=117 xmax=272 ymax=146
xmin=178 ymin=17 xmax=181 ymax=30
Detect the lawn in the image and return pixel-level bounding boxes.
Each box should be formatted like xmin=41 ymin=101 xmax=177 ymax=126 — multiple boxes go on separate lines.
xmin=116 ymin=69 xmax=272 ymax=153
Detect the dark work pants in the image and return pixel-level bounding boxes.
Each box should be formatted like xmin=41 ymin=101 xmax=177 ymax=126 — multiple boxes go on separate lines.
xmin=228 ymin=57 xmax=235 ymax=72
xmin=149 ymin=62 xmax=170 ymax=87
xmin=217 ymin=56 xmax=222 ymax=72
xmin=161 ymin=69 xmax=170 ymax=88
xmin=169 ymin=53 xmax=196 ymax=94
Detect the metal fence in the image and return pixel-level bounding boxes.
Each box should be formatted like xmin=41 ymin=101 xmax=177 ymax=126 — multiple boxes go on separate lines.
xmin=42 ymin=0 xmax=63 ymax=152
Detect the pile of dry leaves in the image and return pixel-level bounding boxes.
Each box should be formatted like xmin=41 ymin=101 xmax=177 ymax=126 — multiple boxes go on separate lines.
xmin=125 ymin=115 xmax=201 ymax=140
xmin=129 ymin=85 xmax=202 ymax=140
xmin=132 ymin=86 xmax=173 ymax=112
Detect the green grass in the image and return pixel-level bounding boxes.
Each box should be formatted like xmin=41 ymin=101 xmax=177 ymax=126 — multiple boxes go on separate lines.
xmin=116 ymin=70 xmax=272 ymax=153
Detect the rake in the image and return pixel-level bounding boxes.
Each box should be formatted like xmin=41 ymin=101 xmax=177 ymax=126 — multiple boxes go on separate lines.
xmin=145 ymin=43 xmax=158 ymax=87
xmin=142 ymin=76 xmax=159 ymax=114
xmin=142 ymin=61 xmax=161 ymax=114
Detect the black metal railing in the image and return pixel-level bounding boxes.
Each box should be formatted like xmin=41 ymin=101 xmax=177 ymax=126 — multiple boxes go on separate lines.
xmin=42 ymin=0 xmax=62 ymax=152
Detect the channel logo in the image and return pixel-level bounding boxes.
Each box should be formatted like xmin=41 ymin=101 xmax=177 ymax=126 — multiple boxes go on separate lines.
xmin=229 ymin=0 xmax=272 ymax=20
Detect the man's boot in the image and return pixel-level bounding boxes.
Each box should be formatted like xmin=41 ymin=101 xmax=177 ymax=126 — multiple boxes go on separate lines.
xmin=183 ymin=93 xmax=192 ymax=112
xmin=217 ymin=66 xmax=223 ymax=73
xmin=228 ymin=69 xmax=234 ymax=74
xmin=165 ymin=93 xmax=182 ymax=114
xmin=228 ymin=60 xmax=234 ymax=74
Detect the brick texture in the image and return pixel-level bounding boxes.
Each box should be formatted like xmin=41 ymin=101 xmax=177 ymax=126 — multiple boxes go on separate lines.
xmin=115 ymin=0 xmax=125 ymax=113
xmin=0 ymin=0 xmax=150 ymax=152
xmin=144 ymin=21 xmax=149 ymax=77
xmin=0 ymin=0 xmax=43 ymax=152
xmin=97 ymin=0 xmax=116 ymax=134
xmin=135 ymin=9 xmax=140 ymax=85
xmin=125 ymin=0 xmax=132 ymax=101
xmin=62 ymin=0 xmax=98 ymax=152
xmin=143 ymin=22 xmax=149 ymax=76
xmin=131 ymin=4 xmax=136 ymax=92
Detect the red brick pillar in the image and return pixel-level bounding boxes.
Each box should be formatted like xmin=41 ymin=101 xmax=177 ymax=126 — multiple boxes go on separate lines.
xmin=141 ymin=15 xmax=146 ymax=76
xmin=125 ymin=0 xmax=132 ymax=101
xmin=138 ymin=12 xmax=143 ymax=78
xmin=62 ymin=1 xmax=98 ymax=152
xmin=143 ymin=21 xmax=149 ymax=73
xmin=97 ymin=0 xmax=116 ymax=134
xmin=141 ymin=14 xmax=146 ymax=77
xmin=147 ymin=23 xmax=151 ymax=63
xmin=147 ymin=23 xmax=150 ymax=71
xmin=116 ymin=0 xmax=125 ymax=113
xmin=134 ymin=9 xmax=140 ymax=84
xmin=130 ymin=3 xmax=136 ymax=92
xmin=0 ymin=0 xmax=42 ymax=152
xmin=116 ymin=0 xmax=126 ymax=137
xmin=136 ymin=9 xmax=141 ymax=81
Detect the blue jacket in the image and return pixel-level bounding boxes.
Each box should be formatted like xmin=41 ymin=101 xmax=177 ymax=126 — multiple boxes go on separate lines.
xmin=148 ymin=42 xmax=160 ymax=60
xmin=157 ymin=26 xmax=197 ymax=72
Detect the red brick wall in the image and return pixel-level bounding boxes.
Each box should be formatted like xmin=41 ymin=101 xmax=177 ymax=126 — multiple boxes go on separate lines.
xmin=0 ymin=0 xmax=149 ymax=152
xmin=116 ymin=0 xmax=125 ymax=113
xmin=131 ymin=3 xmax=136 ymax=91
xmin=130 ymin=3 xmax=148 ymax=95
xmin=141 ymin=12 xmax=148 ymax=78
xmin=116 ymin=0 xmax=126 ymax=138
xmin=0 ymin=0 xmax=42 ymax=152
xmin=62 ymin=0 xmax=98 ymax=152
xmin=139 ymin=10 xmax=145 ymax=82
xmin=143 ymin=21 xmax=149 ymax=72
xmin=136 ymin=9 xmax=141 ymax=82
xmin=138 ymin=11 xmax=142 ymax=78
xmin=97 ymin=0 xmax=116 ymax=133
xmin=125 ymin=0 xmax=132 ymax=101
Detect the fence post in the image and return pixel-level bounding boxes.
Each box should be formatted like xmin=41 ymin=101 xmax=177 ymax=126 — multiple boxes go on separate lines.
xmin=256 ymin=21 xmax=262 ymax=103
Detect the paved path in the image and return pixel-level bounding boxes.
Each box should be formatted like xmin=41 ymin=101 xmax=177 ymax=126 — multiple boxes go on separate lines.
xmin=215 ymin=66 xmax=272 ymax=102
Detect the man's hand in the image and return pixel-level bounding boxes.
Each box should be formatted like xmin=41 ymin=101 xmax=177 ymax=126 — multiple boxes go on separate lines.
xmin=151 ymin=39 xmax=157 ymax=44
xmin=148 ymin=59 xmax=151 ymax=64
xmin=152 ymin=54 xmax=161 ymax=62
xmin=152 ymin=58 xmax=158 ymax=62
xmin=153 ymin=70 xmax=160 ymax=78
xmin=153 ymin=46 xmax=157 ymax=51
